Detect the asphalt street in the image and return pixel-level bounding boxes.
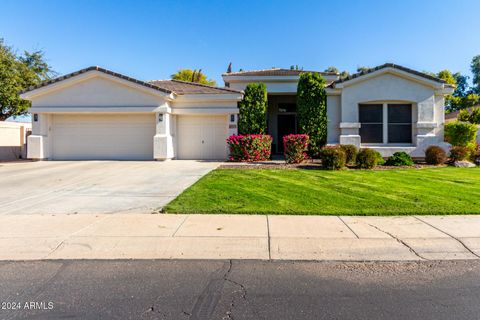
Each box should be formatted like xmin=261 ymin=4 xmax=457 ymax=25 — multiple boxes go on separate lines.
xmin=1 ymin=260 xmax=480 ymax=320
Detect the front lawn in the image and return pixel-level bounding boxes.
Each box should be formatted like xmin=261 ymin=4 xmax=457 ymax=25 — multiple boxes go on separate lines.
xmin=164 ymin=167 xmax=480 ymax=215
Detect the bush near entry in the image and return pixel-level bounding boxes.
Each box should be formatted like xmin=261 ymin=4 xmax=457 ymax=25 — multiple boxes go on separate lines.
xmin=238 ymin=83 xmax=268 ymax=134
xmin=356 ymin=148 xmax=384 ymax=169
xmin=283 ymin=134 xmax=309 ymax=164
xmin=386 ymin=152 xmax=414 ymax=166
xmin=319 ymin=146 xmax=346 ymax=170
xmin=227 ymin=134 xmax=272 ymax=162
xmin=444 ymin=121 xmax=477 ymax=147
xmin=449 ymin=146 xmax=472 ymax=162
xmin=425 ymin=146 xmax=447 ymax=165
xmin=339 ymin=144 xmax=358 ymax=164
xmin=296 ymin=73 xmax=327 ymax=157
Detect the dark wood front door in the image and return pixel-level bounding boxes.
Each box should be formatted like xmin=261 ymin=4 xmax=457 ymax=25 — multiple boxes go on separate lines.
xmin=277 ymin=114 xmax=297 ymax=153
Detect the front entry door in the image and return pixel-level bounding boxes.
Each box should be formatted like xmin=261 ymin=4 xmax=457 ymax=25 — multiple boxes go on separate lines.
xmin=277 ymin=114 xmax=297 ymax=153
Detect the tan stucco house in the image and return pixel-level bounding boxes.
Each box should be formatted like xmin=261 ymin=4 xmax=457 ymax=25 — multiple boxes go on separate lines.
xmin=21 ymin=63 xmax=454 ymax=160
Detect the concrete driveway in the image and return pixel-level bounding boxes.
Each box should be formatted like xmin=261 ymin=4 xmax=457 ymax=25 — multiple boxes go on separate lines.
xmin=0 ymin=160 xmax=219 ymax=215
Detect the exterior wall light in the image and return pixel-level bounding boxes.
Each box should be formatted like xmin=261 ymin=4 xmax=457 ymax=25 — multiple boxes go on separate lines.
xmin=158 ymin=114 xmax=164 ymax=122
xmin=230 ymin=114 xmax=235 ymax=122
xmin=33 ymin=114 xmax=38 ymax=122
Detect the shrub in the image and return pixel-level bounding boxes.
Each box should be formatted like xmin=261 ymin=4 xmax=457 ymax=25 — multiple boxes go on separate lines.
xmin=458 ymin=108 xmax=470 ymax=122
xmin=238 ymin=83 xmax=268 ymax=134
xmin=227 ymin=134 xmax=272 ymax=162
xmin=297 ymin=72 xmax=327 ymax=156
xmin=385 ymin=152 xmax=414 ymax=166
xmin=469 ymin=108 xmax=480 ymax=124
xmin=319 ymin=146 xmax=346 ymax=170
xmin=339 ymin=144 xmax=358 ymax=164
xmin=283 ymin=134 xmax=309 ymax=164
xmin=357 ymin=148 xmax=383 ymax=169
xmin=425 ymin=146 xmax=447 ymax=165
xmin=449 ymin=145 xmax=471 ymax=161
xmin=444 ymin=121 xmax=477 ymax=147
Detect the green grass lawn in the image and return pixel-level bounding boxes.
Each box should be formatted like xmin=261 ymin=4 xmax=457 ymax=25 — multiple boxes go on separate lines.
xmin=164 ymin=167 xmax=480 ymax=215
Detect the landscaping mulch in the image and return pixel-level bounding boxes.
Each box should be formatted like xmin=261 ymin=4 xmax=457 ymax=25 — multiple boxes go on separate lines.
xmin=220 ymin=160 xmax=445 ymax=170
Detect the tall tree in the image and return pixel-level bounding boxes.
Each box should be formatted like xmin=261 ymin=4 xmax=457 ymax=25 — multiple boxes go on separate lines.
xmin=471 ymin=55 xmax=480 ymax=94
xmin=453 ymin=72 xmax=469 ymax=97
xmin=0 ymin=39 xmax=54 ymax=121
xmin=237 ymin=83 xmax=267 ymax=134
xmin=171 ymin=69 xmax=216 ymax=86
xmin=297 ymin=72 xmax=327 ymax=156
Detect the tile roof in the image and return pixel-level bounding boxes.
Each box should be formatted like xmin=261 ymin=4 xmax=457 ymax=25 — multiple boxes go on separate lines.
xmin=148 ymin=79 xmax=242 ymax=95
xmin=20 ymin=66 xmax=242 ymax=96
xmin=332 ymin=63 xmax=447 ymax=85
xmin=20 ymin=66 xmax=173 ymax=95
xmin=223 ymin=68 xmax=338 ymax=77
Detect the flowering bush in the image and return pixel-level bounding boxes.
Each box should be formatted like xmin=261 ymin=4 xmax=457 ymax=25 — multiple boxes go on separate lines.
xmin=319 ymin=146 xmax=346 ymax=170
xmin=227 ymin=134 xmax=272 ymax=162
xmin=283 ymin=134 xmax=309 ymax=164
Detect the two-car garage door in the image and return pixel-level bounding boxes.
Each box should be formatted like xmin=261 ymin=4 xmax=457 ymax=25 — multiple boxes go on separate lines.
xmin=52 ymin=114 xmax=155 ymax=160
xmin=50 ymin=114 xmax=228 ymax=160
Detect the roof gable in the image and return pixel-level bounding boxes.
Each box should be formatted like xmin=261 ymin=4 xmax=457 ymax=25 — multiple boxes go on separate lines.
xmin=21 ymin=66 xmax=242 ymax=99
xmin=332 ymin=63 xmax=449 ymax=88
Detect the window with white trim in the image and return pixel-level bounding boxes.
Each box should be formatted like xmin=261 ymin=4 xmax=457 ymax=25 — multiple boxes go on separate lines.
xmin=359 ymin=103 xmax=412 ymax=144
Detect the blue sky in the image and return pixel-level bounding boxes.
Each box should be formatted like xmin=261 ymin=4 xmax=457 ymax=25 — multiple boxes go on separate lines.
xmin=1 ymin=0 xmax=480 ymax=86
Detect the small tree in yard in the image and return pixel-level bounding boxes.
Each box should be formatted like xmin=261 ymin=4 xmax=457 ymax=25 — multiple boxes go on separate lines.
xmin=0 ymin=39 xmax=55 ymax=121
xmin=297 ymin=72 xmax=327 ymax=156
xmin=238 ymin=83 xmax=267 ymax=134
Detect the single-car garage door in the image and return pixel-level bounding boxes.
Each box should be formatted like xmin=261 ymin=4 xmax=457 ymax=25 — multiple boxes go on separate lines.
xmin=52 ymin=114 xmax=155 ymax=160
xmin=177 ymin=115 xmax=228 ymax=160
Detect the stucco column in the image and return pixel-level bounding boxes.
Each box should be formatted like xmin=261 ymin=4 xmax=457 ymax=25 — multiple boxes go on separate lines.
xmin=27 ymin=113 xmax=51 ymax=159
xmin=339 ymin=92 xmax=361 ymax=147
xmin=153 ymin=112 xmax=174 ymax=160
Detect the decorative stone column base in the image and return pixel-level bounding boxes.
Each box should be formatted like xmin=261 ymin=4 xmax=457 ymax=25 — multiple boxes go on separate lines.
xmin=153 ymin=134 xmax=174 ymax=160
xmin=412 ymin=134 xmax=447 ymax=157
xmin=339 ymin=135 xmax=361 ymax=148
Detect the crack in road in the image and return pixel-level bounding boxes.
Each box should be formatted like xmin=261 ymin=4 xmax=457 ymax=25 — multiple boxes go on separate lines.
xmin=367 ymin=223 xmax=428 ymax=260
xmin=188 ymin=260 xmax=250 ymax=320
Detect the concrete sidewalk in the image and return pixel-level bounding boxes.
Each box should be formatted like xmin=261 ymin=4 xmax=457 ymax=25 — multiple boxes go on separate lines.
xmin=1 ymin=214 xmax=480 ymax=261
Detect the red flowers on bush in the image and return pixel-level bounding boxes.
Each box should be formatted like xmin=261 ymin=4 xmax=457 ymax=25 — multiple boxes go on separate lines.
xmin=283 ymin=134 xmax=309 ymax=164
xmin=227 ymin=134 xmax=272 ymax=162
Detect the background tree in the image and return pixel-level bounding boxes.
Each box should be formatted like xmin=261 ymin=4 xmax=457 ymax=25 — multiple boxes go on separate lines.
xmin=471 ymin=55 xmax=480 ymax=94
xmin=324 ymin=66 xmax=349 ymax=79
xmin=171 ymin=69 xmax=216 ymax=86
xmin=356 ymin=66 xmax=370 ymax=73
xmin=237 ymin=83 xmax=267 ymax=134
xmin=297 ymin=72 xmax=327 ymax=156
xmin=0 ymin=39 xmax=54 ymax=121
xmin=453 ymin=72 xmax=469 ymax=97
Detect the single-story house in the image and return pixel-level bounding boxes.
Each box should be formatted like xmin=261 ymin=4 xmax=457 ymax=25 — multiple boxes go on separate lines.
xmin=20 ymin=63 xmax=454 ymax=160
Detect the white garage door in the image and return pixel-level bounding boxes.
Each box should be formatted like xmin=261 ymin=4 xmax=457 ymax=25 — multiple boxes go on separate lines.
xmin=177 ymin=115 xmax=228 ymax=160
xmin=52 ymin=114 xmax=155 ymax=160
